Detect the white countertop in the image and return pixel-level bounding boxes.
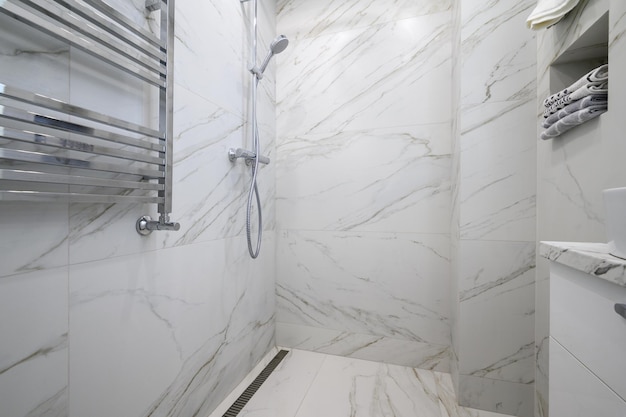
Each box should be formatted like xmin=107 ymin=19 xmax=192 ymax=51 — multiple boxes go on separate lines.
xmin=539 ymin=241 xmax=626 ymax=287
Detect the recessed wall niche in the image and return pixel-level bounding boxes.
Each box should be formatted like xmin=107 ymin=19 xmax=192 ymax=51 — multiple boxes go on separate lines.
xmin=549 ymin=11 xmax=609 ymax=93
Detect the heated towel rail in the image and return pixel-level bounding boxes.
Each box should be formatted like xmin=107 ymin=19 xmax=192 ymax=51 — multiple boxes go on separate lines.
xmin=0 ymin=0 xmax=179 ymax=234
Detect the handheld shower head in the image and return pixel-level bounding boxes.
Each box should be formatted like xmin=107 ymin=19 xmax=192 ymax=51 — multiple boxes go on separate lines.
xmin=270 ymin=35 xmax=289 ymax=54
xmin=257 ymin=35 xmax=289 ymax=77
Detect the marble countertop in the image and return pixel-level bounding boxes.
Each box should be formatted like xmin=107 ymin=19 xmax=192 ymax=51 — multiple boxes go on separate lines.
xmin=539 ymin=241 xmax=626 ymax=287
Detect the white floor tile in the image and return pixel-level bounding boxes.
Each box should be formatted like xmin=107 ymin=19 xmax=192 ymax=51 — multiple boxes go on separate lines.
xmin=294 ymin=355 xmax=441 ymax=417
xmin=236 ymin=349 xmax=513 ymax=417
xmin=239 ymin=350 xmax=327 ymax=417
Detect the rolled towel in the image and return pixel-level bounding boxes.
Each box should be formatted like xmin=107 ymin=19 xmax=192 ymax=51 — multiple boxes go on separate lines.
xmin=540 ymin=106 xmax=607 ymax=139
xmin=544 ymin=82 xmax=608 ymax=116
xmin=527 ymin=0 xmax=580 ymax=30
xmin=542 ymin=95 xmax=607 ymax=128
xmin=543 ymin=64 xmax=608 ymax=107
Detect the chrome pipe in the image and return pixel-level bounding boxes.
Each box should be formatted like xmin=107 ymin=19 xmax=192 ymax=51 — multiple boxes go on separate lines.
xmin=0 ymin=104 xmax=163 ymax=152
xmin=0 ymin=1 xmax=165 ymax=87
xmin=0 ymin=148 xmax=165 ymax=178
xmin=0 ymin=169 xmax=163 ymax=190
xmin=0 ymin=191 xmax=163 ymax=204
xmin=1 ymin=79 xmax=163 ymax=140
xmin=0 ymin=125 xmax=164 ymax=165
xmin=136 ymin=215 xmax=180 ymax=236
xmin=84 ymin=0 xmax=163 ymax=47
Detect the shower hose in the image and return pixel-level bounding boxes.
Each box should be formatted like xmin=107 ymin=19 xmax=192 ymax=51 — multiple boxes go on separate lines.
xmin=245 ymin=92 xmax=263 ymax=259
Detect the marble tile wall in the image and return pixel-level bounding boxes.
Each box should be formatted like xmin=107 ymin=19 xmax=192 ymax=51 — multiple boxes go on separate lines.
xmin=450 ymin=0 xmax=462 ymax=393
xmin=451 ymin=0 xmax=537 ymax=416
xmin=536 ymin=0 xmax=626 ymax=416
xmin=0 ymin=0 xmax=278 ymax=416
xmin=275 ymin=0 xmax=453 ymax=371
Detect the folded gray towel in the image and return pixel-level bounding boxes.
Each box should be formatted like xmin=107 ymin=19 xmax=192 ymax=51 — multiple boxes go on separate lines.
xmin=543 ymin=64 xmax=609 ymax=107
xmin=542 ymin=95 xmax=607 ymax=128
xmin=540 ymin=106 xmax=607 ymax=140
xmin=544 ymin=82 xmax=608 ymax=116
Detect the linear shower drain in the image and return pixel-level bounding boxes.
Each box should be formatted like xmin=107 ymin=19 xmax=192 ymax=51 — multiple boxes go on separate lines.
xmin=222 ymin=349 xmax=289 ymax=417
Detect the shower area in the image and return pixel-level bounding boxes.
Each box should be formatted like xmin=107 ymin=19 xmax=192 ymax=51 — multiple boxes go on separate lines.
xmin=0 ymin=0 xmax=539 ymax=417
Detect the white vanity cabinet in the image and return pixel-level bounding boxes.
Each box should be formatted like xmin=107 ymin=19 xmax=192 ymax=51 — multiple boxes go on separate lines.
xmin=541 ymin=242 xmax=626 ymax=416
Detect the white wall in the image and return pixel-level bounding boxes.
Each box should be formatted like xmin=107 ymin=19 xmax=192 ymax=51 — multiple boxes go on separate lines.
xmin=0 ymin=1 xmax=277 ymax=416
xmin=536 ymin=1 xmax=626 ymax=416
xmin=275 ymin=0 xmax=454 ymax=371
xmin=451 ymin=1 xmax=537 ymax=416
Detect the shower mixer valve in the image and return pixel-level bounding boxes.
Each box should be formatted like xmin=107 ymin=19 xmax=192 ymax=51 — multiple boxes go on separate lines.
xmin=228 ymin=147 xmax=270 ymax=166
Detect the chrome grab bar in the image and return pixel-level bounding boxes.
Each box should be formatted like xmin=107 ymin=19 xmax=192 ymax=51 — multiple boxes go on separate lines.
xmin=228 ymin=147 xmax=270 ymax=165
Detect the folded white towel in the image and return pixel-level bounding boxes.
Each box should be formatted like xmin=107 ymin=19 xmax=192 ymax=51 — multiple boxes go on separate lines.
xmin=542 ymin=95 xmax=607 ymax=128
xmin=544 ymin=82 xmax=608 ymax=116
xmin=540 ymin=106 xmax=606 ymax=139
xmin=527 ymin=0 xmax=581 ymax=30
xmin=543 ymin=64 xmax=608 ymax=107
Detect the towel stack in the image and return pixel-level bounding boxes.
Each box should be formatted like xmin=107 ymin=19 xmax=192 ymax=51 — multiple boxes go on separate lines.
xmin=527 ymin=0 xmax=580 ymax=30
xmin=540 ymin=64 xmax=608 ymax=140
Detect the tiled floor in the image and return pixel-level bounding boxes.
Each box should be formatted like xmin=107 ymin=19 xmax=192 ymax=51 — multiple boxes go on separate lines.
xmin=235 ymin=349 xmax=512 ymax=417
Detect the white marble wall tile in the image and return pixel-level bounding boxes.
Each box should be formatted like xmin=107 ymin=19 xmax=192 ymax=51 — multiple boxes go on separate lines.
xmin=459 ymin=0 xmax=536 ymax=105
xmin=610 ymin=0 xmax=626 ymax=96
xmin=68 ymin=85 xmax=276 ymax=263
xmin=457 ymin=374 xmax=533 ymax=417
xmin=535 ymin=3 xmax=617 ymax=417
xmin=277 ymin=0 xmax=451 ymax=41
xmin=160 ymin=86 xmax=246 ymax=245
xmin=0 ymin=11 xmax=72 ymax=279
xmin=69 ymin=47 xmax=155 ymax=128
xmin=536 ymin=0 xmax=609 ymax=89
xmin=69 ymin=235 xmax=275 ymax=417
xmin=0 ymin=12 xmax=69 ymax=99
xmin=0 ymin=268 xmax=68 ymax=417
xmin=277 ymin=12 xmax=451 ymax=137
xmin=534 ymin=258 xmax=550 ymax=417
xmin=459 ymin=100 xmax=536 ymax=241
xmin=167 ymin=87 xmax=276 ymax=244
xmin=67 ymin=200 xmax=158 ymax=265
xmin=435 ymin=371 xmax=517 ymax=417
xmin=605 ymin=0 xmax=626 ymax=195
xmin=276 ymin=230 xmax=450 ymax=346
xmin=0 ymin=202 xmax=69 ymax=278
xmin=458 ymin=240 xmax=535 ymax=385
xmin=277 ymin=125 xmax=451 ymax=233
xmin=538 ymin=121 xmax=607 ymax=242
xmin=276 ymin=322 xmax=449 ymax=371
xmin=1 ymin=2 xmax=278 ymax=417
xmin=174 ymin=0 xmax=246 ymax=116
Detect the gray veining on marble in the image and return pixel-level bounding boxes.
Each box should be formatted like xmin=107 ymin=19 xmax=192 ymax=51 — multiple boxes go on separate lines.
xmin=534 ymin=2 xmax=626 ymax=415
xmin=227 ymin=349 xmax=512 ymax=417
xmin=0 ymin=1 xmax=279 ymax=416
xmin=451 ymin=1 xmax=537 ymax=415
xmin=540 ymin=241 xmax=626 ymax=287
xmin=275 ymin=0 xmax=452 ymax=371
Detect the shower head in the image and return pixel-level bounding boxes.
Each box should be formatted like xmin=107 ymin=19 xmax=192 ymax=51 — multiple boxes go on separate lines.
xmin=270 ymin=35 xmax=289 ymax=55
xmin=257 ymin=35 xmax=289 ymax=76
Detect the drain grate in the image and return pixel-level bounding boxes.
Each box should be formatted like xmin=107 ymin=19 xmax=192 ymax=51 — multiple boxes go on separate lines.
xmin=222 ymin=349 xmax=289 ymax=417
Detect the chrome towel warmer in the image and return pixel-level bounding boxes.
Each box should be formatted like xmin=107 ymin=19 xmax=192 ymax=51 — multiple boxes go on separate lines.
xmin=0 ymin=0 xmax=179 ymax=235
